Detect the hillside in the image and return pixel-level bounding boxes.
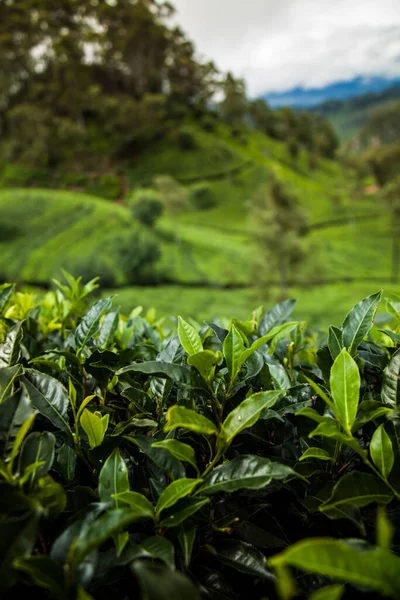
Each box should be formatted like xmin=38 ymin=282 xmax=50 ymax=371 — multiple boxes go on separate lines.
xmin=310 ymin=84 xmax=400 ymax=142
xmin=0 ymin=122 xmax=394 ymax=326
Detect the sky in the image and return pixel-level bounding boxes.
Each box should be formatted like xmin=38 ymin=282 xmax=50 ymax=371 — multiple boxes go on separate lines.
xmin=172 ymin=0 xmax=400 ymax=96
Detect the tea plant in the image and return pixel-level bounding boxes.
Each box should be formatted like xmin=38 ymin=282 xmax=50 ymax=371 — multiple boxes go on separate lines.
xmin=0 ymin=275 xmax=400 ymax=599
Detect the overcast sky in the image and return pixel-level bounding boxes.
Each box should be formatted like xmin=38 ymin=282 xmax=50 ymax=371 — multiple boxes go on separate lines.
xmin=172 ymin=0 xmax=400 ymax=96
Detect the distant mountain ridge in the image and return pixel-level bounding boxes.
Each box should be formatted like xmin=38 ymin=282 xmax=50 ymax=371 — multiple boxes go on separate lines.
xmin=264 ymin=76 xmax=400 ymax=108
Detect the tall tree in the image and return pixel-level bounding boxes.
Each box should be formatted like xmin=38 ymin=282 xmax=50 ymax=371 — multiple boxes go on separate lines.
xmin=219 ymin=73 xmax=247 ymax=128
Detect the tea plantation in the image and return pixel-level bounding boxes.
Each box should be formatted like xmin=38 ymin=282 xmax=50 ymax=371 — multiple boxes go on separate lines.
xmin=1 ymin=276 xmax=400 ymax=599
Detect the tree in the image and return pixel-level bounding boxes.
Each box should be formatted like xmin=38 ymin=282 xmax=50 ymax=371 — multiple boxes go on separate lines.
xmin=219 ymin=73 xmax=247 ymax=129
xmin=129 ymin=188 xmax=164 ymax=227
xmin=250 ymin=173 xmax=308 ymax=297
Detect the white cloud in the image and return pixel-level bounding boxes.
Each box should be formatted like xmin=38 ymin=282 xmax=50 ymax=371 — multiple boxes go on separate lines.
xmin=172 ymin=0 xmax=400 ymax=95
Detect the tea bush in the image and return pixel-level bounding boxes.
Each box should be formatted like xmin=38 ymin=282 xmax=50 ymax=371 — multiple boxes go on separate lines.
xmin=1 ymin=275 xmax=400 ymax=599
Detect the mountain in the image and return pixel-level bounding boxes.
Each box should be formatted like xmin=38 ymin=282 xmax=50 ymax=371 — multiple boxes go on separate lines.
xmin=264 ymin=76 xmax=400 ymax=108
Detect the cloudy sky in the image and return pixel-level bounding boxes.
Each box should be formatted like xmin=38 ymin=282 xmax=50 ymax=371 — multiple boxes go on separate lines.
xmin=172 ymin=0 xmax=400 ymax=96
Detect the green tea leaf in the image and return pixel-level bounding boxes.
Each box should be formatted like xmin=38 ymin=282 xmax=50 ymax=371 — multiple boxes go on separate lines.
xmin=299 ymin=448 xmax=332 ymax=461
xmin=0 ymin=322 xmax=23 ymax=367
xmin=178 ymin=316 xmax=203 ymax=355
xmin=321 ymin=472 xmax=392 ymax=511
xmin=19 ymin=431 xmax=55 ymax=488
xmin=98 ymin=309 xmax=120 ymax=348
xmin=342 ymin=290 xmax=382 ymax=355
xmin=0 ymin=364 xmax=23 ymax=404
xmin=159 ymin=497 xmax=209 ymax=527
xmin=112 ymin=491 xmax=154 ymax=520
xmin=117 ymin=361 xmax=206 ymax=390
xmin=328 ymin=326 xmax=343 ymax=360
xmin=187 ymin=350 xmax=218 ymax=381
xmin=164 ymin=406 xmax=217 ymax=436
xmin=156 ymin=478 xmax=202 ymax=517
xmin=381 ymin=347 xmax=400 ymax=407
xmin=270 ymin=538 xmax=400 ymax=597
xmin=216 ymin=540 xmax=274 ymax=579
xmin=0 ymin=283 xmax=14 ymax=316
xmin=223 ymin=324 xmax=245 ymax=382
xmin=21 ymin=370 xmax=71 ymax=436
xmin=330 ymin=348 xmax=360 ymax=434
xmin=221 ymin=390 xmax=283 ymax=448
xmin=80 ymin=409 xmax=109 ymax=449
xmin=132 ymin=560 xmax=201 ymax=600
xmin=75 ymin=297 xmax=113 ymax=350
xmin=198 ymin=455 xmax=294 ymax=495
xmin=259 ymin=299 xmax=296 ymax=335
xmin=370 ymin=424 xmax=394 ymax=479
xmin=308 ymin=585 xmax=344 ymax=600
xmin=152 ymin=439 xmax=198 ymax=473
xmin=132 ymin=536 xmax=175 ymax=568
xmin=239 ymin=322 xmax=299 ymax=368
xmin=99 ymin=448 xmax=130 ymax=507
xmin=309 ymin=420 xmax=366 ymax=457
xmin=13 ymin=556 xmax=65 ymax=600
xmin=376 ymin=506 xmax=394 ymax=552
xmin=56 ymin=443 xmax=76 ymax=482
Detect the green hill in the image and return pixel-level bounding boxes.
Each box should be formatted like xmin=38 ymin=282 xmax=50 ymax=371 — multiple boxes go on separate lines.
xmin=311 ymin=85 xmax=400 ymax=143
xmin=0 ymin=122 xmax=395 ymax=326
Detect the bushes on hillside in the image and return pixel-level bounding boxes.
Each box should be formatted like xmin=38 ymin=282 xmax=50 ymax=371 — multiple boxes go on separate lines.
xmin=367 ymin=142 xmax=400 ymax=186
xmin=129 ymin=188 xmax=164 ymax=227
xmin=189 ymin=182 xmax=216 ymax=210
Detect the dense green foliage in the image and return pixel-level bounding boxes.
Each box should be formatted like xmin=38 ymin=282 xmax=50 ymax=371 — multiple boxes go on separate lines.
xmin=1 ymin=275 xmax=400 ymax=599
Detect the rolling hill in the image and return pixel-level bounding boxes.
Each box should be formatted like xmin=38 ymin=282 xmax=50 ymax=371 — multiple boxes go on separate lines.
xmin=0 ymin=122 xmax=395 ymax=326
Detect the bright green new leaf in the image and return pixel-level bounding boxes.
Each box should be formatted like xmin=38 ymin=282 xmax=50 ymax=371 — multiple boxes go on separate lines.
xmin=342 ymin=290 xmax=382 ymax=356
xmin=270 ymin=538 xmax=400 ymax=597
xmin=299 ymin=447 xmax=332 ymax=462
xmin=178 ymin=316 xmax=203 ymax=355
xmin=238 ymin=322 xmax=299 ymax=369
xmin=80 ymin=409 xmax=109 ymax=449
xmin=370 ymin=424 xmax=394 ymax=479
xmin=156 ymin=478 xmax=202 ymax=518
xmin=221 ymin=390 xmax=283 ymax=449
xmin=330 ymin=348 xmax=360 ymax=434
xmin=164 ymin=406 xmax=217 ymax=436
xmin=187 ymin=350 xmax=218 ymax=381
xmin=9 ymin=413 xmax=36 ymax=471
xmin=152 ymin=439 xmax=198 ymax=473
xmin=376 ymin=506 xmax=394 ymax=552
xmin=112 ymin=491 xmax=154 ymax=520
xmin=99 ymin=448 xmax=129 ymax=506
xmin=223 ymin=324 xmax=245 ymax=382
xmin=308 ymin=585 xmax=344 ymax=600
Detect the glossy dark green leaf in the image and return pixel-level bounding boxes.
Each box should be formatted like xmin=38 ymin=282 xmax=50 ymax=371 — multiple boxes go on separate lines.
xmin=259 ymin=299 xmax=296 ymax=336
xmin=56 ymin=443 xmax=76 ymax=482
xmin=160 ymin=496 xmax=209 ymax=527
xmin=0 ymin=284 xmax=14 ymax=316
xmin=198 ymin=455 xmax=294 ymax=495
xmin=328 ymin=326 xmax=343 ymax=360
xmin=0 ymin=364 xmax=22 ymax=404
xmin=205 ymin=320 xmax=228 ymax=343
xmin=270 ymin=538 xmax=400 ymax=597
xmin=321 ymin=471 xmax=392 ymax=511
xmin=381 ymin=347 xmax=400 ymax=407
xmin=0 ymin=513 xmax=40 ymax=586
xmin=98 ymin=309 xmax=120 ymax=348
xmin=330 ymin=348 xmax=360 ymax=434
xmin=99 ymin=448 xmax=130 ymax=507
xmin=130 ymin=536 xmax=175 ymax=568
xmin=178 ymin=523 xmax=197 ymax=566
xmin=156 ymin=478 xmax=202 ymax=517
xmin=0 ymin=322 xmax=23 ymax=367
xmin=164 ymin=406 xmax=217 ymax=436
xmin=21 ymin=369 xmax=71 ymax=436
xmin=178 ymin=316 xmax=203 ymax=355
xmin=13 ymin=556 xmax=65 ymax=600
xmin=132 ymin=560 xmax=201 ymax=600
xmin=370 ymin=424 xmax=394 ymax=478
xmin=221 ymin=390 xmax=283 ymax=448
xmin=130 ymin=435 xmax=186 ymax=480
xmin=19 ymin=431 xmax=55 ymax=488
xmin=75 ymin=297 xmax=113 ymax=350
xmin=117 ymin=361 xmax=206 ymax=390
xmin=216 ymin=540 xmax=274 ymax=579
xmin=342 ymin=290 xmax=382 ymax=355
